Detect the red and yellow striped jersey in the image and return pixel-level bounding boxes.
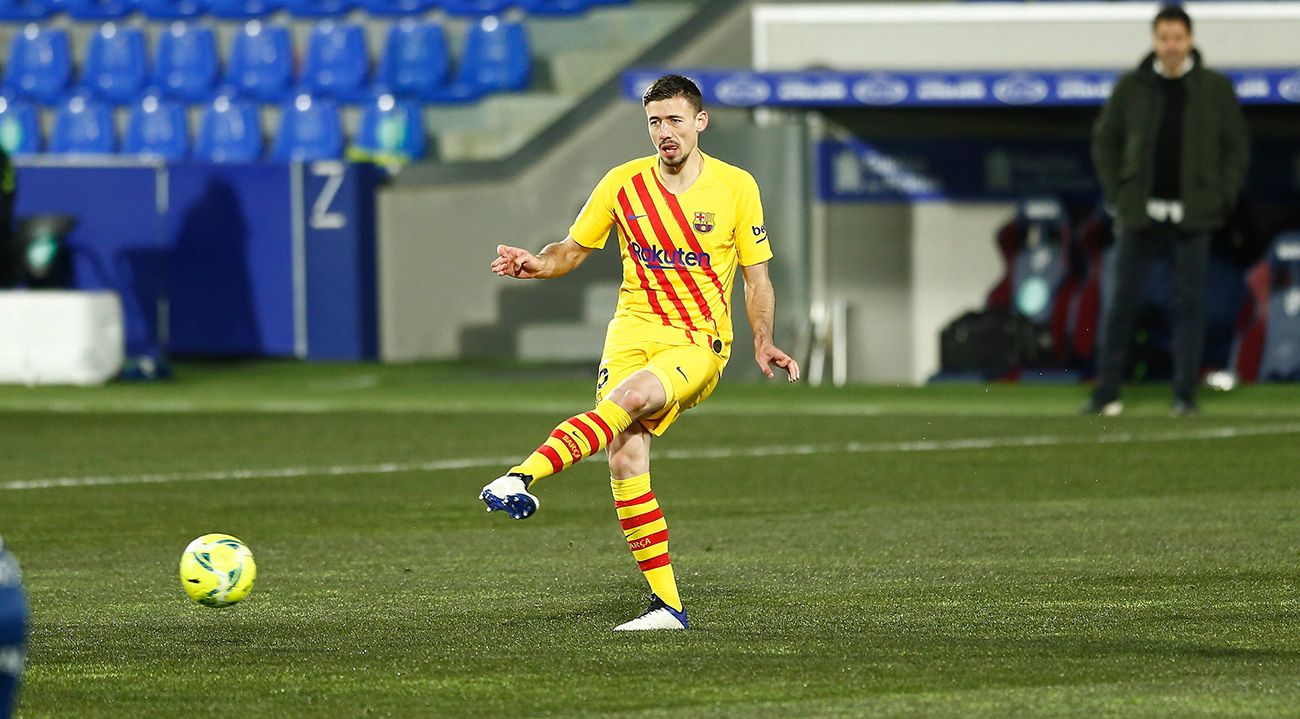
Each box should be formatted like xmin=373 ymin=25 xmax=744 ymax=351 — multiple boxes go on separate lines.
xmin=569 ymin=152 xmax=771 ymax=355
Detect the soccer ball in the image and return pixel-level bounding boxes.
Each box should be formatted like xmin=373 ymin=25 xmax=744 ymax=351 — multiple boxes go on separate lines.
xmin=178 ymin=534 xmax=256 ymax=608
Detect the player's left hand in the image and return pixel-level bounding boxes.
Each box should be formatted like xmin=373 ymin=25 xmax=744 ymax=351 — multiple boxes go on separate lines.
xmin=756 ymin=344 xmax=800 ymax=383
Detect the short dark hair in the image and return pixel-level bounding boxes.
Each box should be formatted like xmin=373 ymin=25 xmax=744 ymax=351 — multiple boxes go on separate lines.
xmin=641 ymin=74 xmax=704 ymax=114
xmin=1153 ymin=5 xmax=1192 ymax=33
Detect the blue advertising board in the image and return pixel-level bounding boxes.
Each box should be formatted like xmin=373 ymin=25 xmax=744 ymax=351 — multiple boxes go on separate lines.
xmin=623 ymin=68 xmax=1300 ymax=108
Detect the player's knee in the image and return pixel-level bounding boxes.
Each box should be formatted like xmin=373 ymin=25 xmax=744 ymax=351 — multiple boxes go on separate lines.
xmin=611 ymin=373 xmax=668 ymax=417
xmin=611 ymin=386 xmax=651 ymax=416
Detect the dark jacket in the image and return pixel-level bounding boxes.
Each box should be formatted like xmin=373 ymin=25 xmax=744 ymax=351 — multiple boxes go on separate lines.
xmin=1091 ymin=49 xmax=1250 ymax=233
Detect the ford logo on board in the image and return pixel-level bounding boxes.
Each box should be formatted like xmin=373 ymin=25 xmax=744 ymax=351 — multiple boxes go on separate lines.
xmin=714 ymin=75 xmax=772 ymax=106
xmin=851 ymin=75 xmax=909 ymax=105
xmin=1277 ymin=74 xmax=1300 ymax=103
xmin=992 ymin=74 xmax=1050 ymax=105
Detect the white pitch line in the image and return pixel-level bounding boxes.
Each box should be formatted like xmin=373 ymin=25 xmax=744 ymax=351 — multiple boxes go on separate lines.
xmin=0 ymin=456 xmax=521 ymax=491
xmin=5 ymin=423 xmax=1300 ymax=492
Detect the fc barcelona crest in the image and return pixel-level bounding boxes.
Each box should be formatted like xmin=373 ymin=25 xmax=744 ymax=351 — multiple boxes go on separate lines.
xmin=692 ymin=211 xmax=715 ymax=234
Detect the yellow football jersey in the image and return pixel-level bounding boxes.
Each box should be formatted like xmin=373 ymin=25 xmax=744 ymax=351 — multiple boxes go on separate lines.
xmin=569 ymin=151 xmax=771 ymax=355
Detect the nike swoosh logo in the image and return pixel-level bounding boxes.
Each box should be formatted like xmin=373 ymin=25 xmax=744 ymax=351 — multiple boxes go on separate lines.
xmin=626 ymin=213 xmax=647 ymax=221
xmin=676 ymin=366 xmax=688 ymax=381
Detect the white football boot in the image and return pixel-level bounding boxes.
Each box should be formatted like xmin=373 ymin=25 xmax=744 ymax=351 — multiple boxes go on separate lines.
xmin=613 ymin=594 xmax=688 ymax=631
xmin=479 ymin=473 xmax=538 ymax=520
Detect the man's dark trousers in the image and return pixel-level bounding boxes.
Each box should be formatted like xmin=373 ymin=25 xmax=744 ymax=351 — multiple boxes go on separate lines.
xmin=1095 ymin=224 xmax=1210 ymax=403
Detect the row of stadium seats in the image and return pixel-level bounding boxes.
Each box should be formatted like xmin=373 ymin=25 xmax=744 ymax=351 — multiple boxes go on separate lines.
xmin=0 ymin=0 xmax=626 ymax=20
xmin=977 ymin=202 xmax=1278 ymax=381
xmin=0 ymin=91 xmax=426 ymax=161
xmin=5 ymin=17 xmax=528 ymax=105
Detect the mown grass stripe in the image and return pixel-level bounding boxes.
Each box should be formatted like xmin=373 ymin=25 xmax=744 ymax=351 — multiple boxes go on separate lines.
xmin=6 ymin=423 xmax=1299 ymax=491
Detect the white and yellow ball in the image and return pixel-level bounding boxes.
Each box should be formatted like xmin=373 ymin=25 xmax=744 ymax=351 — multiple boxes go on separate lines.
xmin=179 ymin=534 xmax=256 ymax=608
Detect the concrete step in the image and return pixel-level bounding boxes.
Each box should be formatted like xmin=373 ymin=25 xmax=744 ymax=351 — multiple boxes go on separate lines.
xmin=518 ymin=322 xmax=605 ymax=362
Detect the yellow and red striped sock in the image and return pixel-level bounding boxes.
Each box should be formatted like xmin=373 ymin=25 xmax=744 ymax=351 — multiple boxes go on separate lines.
xmin=510 ymin=399 xmax=633 ymax=485
xmin=611 ymin=472 xmax=681 ymax=612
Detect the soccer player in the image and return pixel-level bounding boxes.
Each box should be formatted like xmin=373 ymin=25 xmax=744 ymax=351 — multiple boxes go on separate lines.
xmin=480 ymin=74 xmax=800 ymax=631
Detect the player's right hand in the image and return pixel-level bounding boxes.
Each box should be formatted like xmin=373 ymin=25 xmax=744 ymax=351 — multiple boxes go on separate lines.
xmin=491 ymin=244 xmax=544 ymax=279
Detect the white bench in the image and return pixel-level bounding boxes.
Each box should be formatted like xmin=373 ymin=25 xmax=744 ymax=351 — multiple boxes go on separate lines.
xmin=0 ymin=291 xmax=124 ymax=386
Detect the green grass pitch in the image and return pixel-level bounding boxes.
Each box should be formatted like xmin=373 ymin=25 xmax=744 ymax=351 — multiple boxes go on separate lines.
xmin=1 ymin=362 xmax=1298 ymax=717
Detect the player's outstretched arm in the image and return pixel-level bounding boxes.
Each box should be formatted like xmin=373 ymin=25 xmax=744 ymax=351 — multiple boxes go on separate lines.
xmin=491 ymin=236 xmax=593 ymax=280
xmin=742 ymin=261 xmax=800 ymax=383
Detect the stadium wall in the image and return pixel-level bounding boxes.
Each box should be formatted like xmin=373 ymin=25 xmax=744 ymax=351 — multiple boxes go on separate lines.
xmin=819 ymin=199 xmax=1010 ymax=384
xmin=753 ymin=2 xmax=1300 ymax=71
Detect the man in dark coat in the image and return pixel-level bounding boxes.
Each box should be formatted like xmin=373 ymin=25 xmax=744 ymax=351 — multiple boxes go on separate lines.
xmin=1087 ymin=4 xmax=1249 ymax=417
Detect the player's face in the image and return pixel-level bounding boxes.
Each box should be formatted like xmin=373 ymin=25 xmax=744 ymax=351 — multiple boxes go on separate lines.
xmin=646 ymin=96 xmax=708 ymax=168
xmin=1152 ymin=20 xmax=1192 ymax=74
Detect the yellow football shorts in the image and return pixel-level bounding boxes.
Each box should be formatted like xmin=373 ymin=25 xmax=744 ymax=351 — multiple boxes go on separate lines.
xmin=595 ymin=318 xmax=728 ymax=436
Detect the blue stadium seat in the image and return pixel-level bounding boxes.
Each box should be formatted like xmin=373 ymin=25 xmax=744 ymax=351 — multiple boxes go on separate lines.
xmin=355 ymin=93 xmax=425 ymax=160
xmin=81 ymin=23 xmax=149 ymax=105
xmin=280 ymin=0 xmax=353 ymax=16
xmin=357 ymin=0 xmax=432 ymax=15
xmin=376 ymin=19 xmax=449 ymax=101
xmin=225 ymin=21 xmax=293 ymax=102
xmin=3 ymin=25 xmax=72 ymax=104
xmin=273 ymin=93 xmax=343 ymax=161
xmin=50 ymin=95 xmax=116 ymax=154
xmin=124 ymin=94 xmax=189 ymax=160
xmin=301 ymin=21 xmax=369 ymax=102
xmin=63 ymin=0 xmax=132 ymax=19
xmin=0 ymin=0 xmax=54 ymax=19
xmin=0 ymin=96 xmax=41 ymax=155
xmin=455 ymin=16 xmax=529 ymax=96
xmin=517 ymin=0 xmax=591 ymax=15
xmin=132 ymin=0 xmax=205 ymax=19
xmin=440 ymin=0 xmax=511 ymax=17
xmin=154 ymin=22 xmax=219 ymax=102
xmin=208 ymin=0 xmax=279 ymax=18
xmin=195 ymin=94 xmax=263 ymax=161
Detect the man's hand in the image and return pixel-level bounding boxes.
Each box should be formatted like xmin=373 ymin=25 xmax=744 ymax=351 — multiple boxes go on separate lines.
xmin=491 ymin=238 xmax=592 ymax=280
xmin=491 ymin=244 xmax=545 ymax=279
xmin=756 ymin=343 xmax=800 ymax=383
